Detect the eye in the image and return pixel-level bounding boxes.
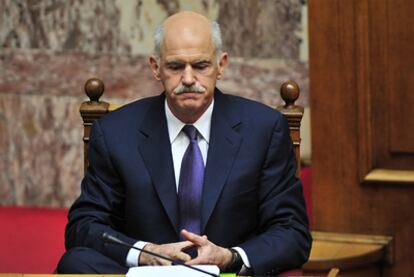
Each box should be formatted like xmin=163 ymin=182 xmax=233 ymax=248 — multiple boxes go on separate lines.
xmin=166 ymin=62 xmax=184 ymax=70
xmin=192 ymin=62 xmax=210 ymax=70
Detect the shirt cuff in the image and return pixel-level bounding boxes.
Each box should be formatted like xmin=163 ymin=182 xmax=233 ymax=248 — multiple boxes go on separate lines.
xmin=126 ymin=241 xmax=148 ymax=267
xmin=232 ymin=246 xmax=251 ymax=268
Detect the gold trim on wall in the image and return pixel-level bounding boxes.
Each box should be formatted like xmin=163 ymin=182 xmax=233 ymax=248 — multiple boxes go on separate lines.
xmin=364 ymin=169 xmax=414 ymax=184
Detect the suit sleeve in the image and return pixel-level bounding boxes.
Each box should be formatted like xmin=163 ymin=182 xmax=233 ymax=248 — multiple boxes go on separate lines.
xmin=65 ymin=120 xmax=136 ymax=266
xmin=239 ymin=115 xmax=312 ymax=275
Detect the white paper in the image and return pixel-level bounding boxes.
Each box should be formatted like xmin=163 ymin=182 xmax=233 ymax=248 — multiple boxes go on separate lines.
xmin=127 ymin=265 xmax=220 ymax=277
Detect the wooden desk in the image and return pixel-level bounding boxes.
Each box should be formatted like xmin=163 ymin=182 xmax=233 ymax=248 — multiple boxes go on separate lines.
xmin=0 ymin=271 xmax=340 ymax=277
xmin=0 ymin=275 xmax=123 ymax=277
xmin=304 ymin=231 xmax=393 ymax=277
xmin=0 ymin=270 xmax=340 ymax=277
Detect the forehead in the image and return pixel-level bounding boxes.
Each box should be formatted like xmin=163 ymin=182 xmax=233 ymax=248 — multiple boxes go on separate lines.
xmin=163 ymin=50 xmax=215 ymax=64
xmin=161 ymin=18 xmax=215 ymax=62
xmin=162 ymin=35 xmax=215 ymax=62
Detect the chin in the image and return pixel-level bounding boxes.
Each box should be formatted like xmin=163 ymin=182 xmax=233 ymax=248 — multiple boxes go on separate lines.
xmin=180 ymin=102 xmax=202 ymax=112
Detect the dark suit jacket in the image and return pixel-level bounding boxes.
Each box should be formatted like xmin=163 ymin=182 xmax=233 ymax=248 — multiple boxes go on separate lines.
xmin=65 ymin=89 xmax=311 ymax=275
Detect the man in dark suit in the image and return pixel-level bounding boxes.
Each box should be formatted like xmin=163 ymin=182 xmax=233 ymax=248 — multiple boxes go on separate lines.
xmin=57 ymin=11 xmax=311 ymax=275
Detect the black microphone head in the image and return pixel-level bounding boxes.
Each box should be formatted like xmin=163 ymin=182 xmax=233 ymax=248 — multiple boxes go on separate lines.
xmin=102 ymin=232 xmax=127 ymax=246
xmin=102 ymin=232 xmax=110 ymax=241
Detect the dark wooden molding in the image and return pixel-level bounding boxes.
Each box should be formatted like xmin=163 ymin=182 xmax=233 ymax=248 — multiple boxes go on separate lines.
xmin=355 ymin=0 xmax=374 ymax=184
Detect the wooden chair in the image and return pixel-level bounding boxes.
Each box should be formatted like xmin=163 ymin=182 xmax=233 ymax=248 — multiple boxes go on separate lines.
xmin=80 ymin=78 xmax=304 ymax=175
xmin=79 ymin=78 xmax=392 ymax=277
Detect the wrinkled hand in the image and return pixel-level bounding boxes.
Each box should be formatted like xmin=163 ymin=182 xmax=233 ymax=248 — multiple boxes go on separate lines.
xmin=139 ymin=240 xmax=194 ymax=266
xmin=181 ymin=229 xmax=233 ymax=271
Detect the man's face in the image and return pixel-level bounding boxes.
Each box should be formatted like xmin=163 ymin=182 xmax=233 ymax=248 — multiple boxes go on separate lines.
xmin=149 ymin=14 xmax=228 ymax=123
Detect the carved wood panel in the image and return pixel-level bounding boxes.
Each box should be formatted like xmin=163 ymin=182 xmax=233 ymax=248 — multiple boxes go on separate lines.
xmin=309 ymin=0 xmax=414 ymax=275
xmin=356 ymin=0 xmax=414 ymax=183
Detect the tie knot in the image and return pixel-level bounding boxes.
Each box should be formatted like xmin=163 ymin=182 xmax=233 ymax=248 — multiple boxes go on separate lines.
xmin=182 ymin=125 xmax=198 ymax=141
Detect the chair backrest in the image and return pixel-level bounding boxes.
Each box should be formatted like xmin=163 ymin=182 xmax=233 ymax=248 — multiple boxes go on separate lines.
xmin=80 ymin=78 xmax=304 ymax=176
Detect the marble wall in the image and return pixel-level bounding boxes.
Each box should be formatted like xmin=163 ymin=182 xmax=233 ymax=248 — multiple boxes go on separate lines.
xmin=0 ymin=0 xmax=309 ymax=207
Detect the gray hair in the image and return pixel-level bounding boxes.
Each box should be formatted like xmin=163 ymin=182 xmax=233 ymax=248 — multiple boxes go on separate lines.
xmin=154 ymin=20 xmax=223 ymax=60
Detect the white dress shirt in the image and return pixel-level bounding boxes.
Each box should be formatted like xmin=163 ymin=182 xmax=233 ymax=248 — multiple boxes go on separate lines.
xmin=126 ymin=99 xmax=250 ymax=269
xmin=166 ymin=99 xmax=212 ymax=188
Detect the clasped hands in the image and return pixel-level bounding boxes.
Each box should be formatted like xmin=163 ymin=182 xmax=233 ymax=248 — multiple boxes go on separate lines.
xmin=139 ymin=229 xmax=233 ymax=270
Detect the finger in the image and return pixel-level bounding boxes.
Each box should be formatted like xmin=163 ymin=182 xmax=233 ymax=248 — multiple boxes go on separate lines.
xmin=181 ymin=243 xmax=196 ymax=251
xmin=175 ymin=240 xmax=195 ymax=250
xmin=181 ymin=229 xmax=207 ymax=245
xmin=185 ymin=256 xmax=206 ymax=266
xmin=159 ymin=258 xmax=172 ymax=266
xmin=175 ymin=251 xmax=192 ymax=262
xmin=146 ymin=254 xmax=171 ymax=266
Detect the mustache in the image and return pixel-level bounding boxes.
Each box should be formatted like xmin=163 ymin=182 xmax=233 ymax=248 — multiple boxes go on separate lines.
xmin=173 ymin=83 xmax=206 ymax=95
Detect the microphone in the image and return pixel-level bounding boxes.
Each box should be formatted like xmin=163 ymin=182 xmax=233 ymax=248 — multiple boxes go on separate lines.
xmin=102 ymin=232 xmax=219 ymax=277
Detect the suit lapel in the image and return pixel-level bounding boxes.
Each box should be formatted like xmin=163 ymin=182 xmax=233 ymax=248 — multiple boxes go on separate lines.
xmin=201 ymin=90 xmax=242 ymax=232
xmin=137 ymin=94 xmax=179 ymax=234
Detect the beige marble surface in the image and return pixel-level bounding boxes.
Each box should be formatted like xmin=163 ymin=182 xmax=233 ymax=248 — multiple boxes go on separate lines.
xmin=0 ymin=0 xmax=305 ymax=58
xmin=0 ymin=94 xmax=83 ymax=207
xmin=0 ymin=0 xmax=308 ymax=207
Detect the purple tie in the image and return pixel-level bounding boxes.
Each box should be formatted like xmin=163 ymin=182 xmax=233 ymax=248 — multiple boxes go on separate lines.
xmin=178 ymin=125 xmax=205 ymax=235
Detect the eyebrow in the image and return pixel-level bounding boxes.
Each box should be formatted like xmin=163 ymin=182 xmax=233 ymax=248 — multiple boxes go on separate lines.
xmin=165 ymin=59 xmax=211 ymax=65
xmin=165 ymin=61 xmax=184 ymax=66
xmin=192 ymin=60 xmax=211 ymax=64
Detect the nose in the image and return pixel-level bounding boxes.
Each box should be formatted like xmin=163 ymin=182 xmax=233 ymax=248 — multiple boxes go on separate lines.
xmin=181 ymin=64 xmax=195 ymax=86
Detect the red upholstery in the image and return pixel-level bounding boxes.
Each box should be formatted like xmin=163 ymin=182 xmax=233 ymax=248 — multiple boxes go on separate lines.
xmin=0 ymin=168 xmax=311 ymax=273
xmin=0 ymin=206 xmax=68 ymax=273
xmin=301 ymin=167 xmax=313 ymax=227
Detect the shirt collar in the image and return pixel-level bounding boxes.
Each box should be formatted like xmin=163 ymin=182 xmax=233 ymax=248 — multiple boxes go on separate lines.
xmin=165 ymin=99 xmax=214 ymax=144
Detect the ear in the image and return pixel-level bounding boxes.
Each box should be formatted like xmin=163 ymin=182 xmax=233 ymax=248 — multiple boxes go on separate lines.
xmin=148 ymin=55 xmax=162 ymax=81
xmin=216 ymin=52 xmax=228 ymax=80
